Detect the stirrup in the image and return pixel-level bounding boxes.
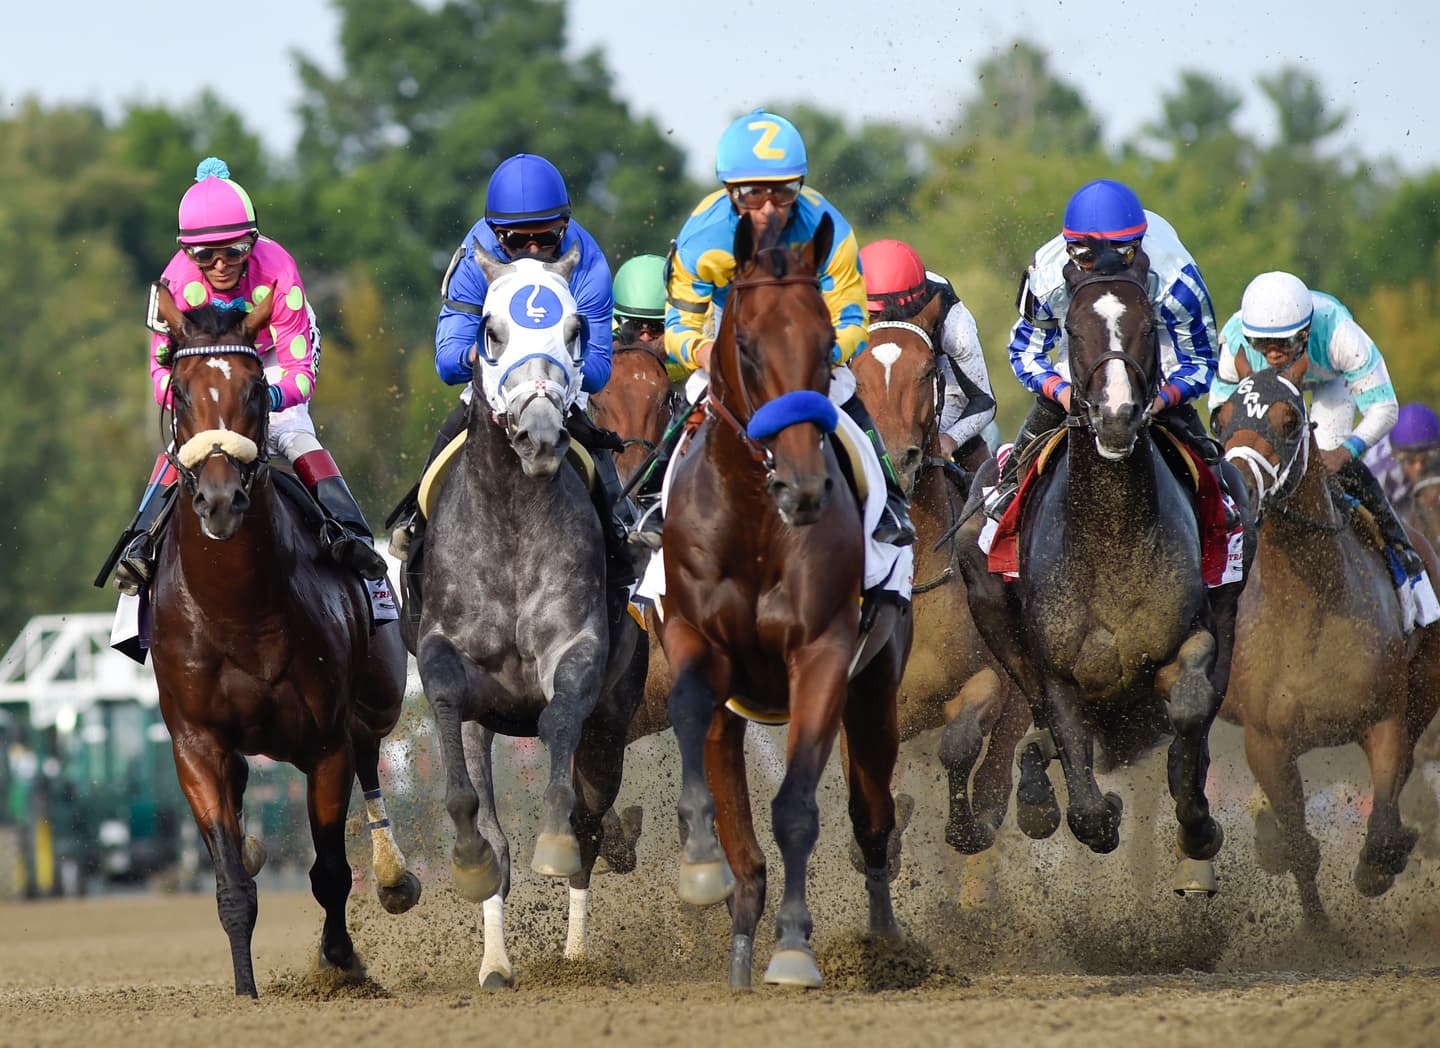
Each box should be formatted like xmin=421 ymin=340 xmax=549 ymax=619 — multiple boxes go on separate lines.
xmin=874 ymin=501 xmax=916 ymax=547
xmin=389 ymin=509 xmax=418 ymax=560
xmin=983 ymin=482 xmax=1017 ymax=522
xmin=322 ymin=522 xmax=390 ymax=580
xmin=627 ymin=501 xmax=664 ymax=551
xmin=115 ymin=534 xmax=155 ymax=596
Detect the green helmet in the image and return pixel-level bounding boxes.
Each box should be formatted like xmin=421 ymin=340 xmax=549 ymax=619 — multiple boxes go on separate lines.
xmin=612 ymin=253 xmax=667 ymax=326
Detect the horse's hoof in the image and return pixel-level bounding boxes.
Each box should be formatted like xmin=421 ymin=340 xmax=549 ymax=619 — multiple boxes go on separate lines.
xmin=1180 ymin=818 xmax=1225 ymax=862
xmin=480 ymin=968 xmax=515 ymax=991
xmin=1353 ymin=859 xmax=1397 ymax=898
xmin=377 ymin=871 xmax=422 ymax=914
xmin=319 ymin=946 xmax=365 ymax=980
xmin=531 ymin=832 xmax=583 ymax=878
xmin=946 ymin=817 xmax=996 ymax=855
xmin=451 ymin=855 xmax=501 ymax=903
xmin=677 ymin=859 xmax=734 ymax=906
xmin=1016 ymin=799 xmax=1061 ymax=840
xmin=763 ymin=947 xmax=823 ymax=988
xmin=1172 ymin=857 xmax=1218 ymax=897
xmin=242 ymin=836 xmax=267 ymax=877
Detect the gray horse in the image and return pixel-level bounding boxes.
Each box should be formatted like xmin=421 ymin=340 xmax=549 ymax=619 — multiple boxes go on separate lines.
xmin=415 ymin=247 xmax=643 ymax=988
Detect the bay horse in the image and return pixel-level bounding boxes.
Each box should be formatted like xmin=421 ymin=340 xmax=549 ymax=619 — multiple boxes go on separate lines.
xmin=849 ymin=307 xmax=1031 ymax=856
xmin=955 ymin=258 xmax=1233 ymax=889
xmin=658 ymin=213 xmax=911 ymax=989
xmin=413 ymin=248 xmax=643 ymax=987
xmin=588 ymin=332 xmax=682 ymax=493
xmin=147 ymin=289 xmax=418 ymax=998
xmin=1213 ymin=357 xmax=1440 ymax=925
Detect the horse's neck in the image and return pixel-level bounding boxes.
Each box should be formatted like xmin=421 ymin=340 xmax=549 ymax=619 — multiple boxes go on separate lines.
xmin=1263 ymin=451 xmax=1353 ymax=570
xmin=1064 ymin=428 xmax=1159 ymax=534
xmin=467 ymin=400 xmax=522 ymax=470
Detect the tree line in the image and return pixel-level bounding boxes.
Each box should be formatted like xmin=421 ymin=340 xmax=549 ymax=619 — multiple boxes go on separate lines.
xmin=2 ymin=0 xmax=1437 ymax=647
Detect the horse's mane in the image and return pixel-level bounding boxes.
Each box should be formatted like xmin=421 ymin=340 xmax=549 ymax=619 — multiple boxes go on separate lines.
xmin=174 ymin=302 xmax=249 ymax=341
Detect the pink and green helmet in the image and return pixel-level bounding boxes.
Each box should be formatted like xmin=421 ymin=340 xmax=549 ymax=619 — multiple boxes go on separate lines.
xmin=176 ymin=157 xmax=258 ymax=245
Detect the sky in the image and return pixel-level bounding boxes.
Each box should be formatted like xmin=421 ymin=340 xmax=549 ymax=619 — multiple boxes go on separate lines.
xmin=4 ymin=0 xmax=1439 ymax=180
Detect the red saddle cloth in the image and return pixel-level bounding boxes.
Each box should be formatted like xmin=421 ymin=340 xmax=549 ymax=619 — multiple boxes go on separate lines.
xmin=988 ymin=432 xmax=1239 ymax=587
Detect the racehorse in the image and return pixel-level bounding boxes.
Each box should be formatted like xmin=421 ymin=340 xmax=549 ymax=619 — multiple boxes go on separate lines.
xmin=412 ymin=247 xmax=643 ymax=987
xmin=657 ymin=213 xmax=910 ymax=989
xmin=849 ymin=307 xmax=1031 ymax=856
xmin=588 ymin=334 xmax=681 ymax=492
xmin=954 ymin=258 xmax=1231 ymax=887
xmin=146 ymin=289 xmax=418 ymax=997
xmin=1213 ymin=356 xmax=1440 ymax=925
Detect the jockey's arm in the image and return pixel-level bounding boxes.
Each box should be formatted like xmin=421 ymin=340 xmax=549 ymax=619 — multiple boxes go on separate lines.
xmin=1153 ymin=263 xmax=1219 ymax=410
xmin=435 ymin=247 xmax=484 ymax=386
xmin=1207 ymin=319 xmax=1246 ymax=411
xmin=1332 ymin=316 xmax=1399 ymax=457
xmin=820 ymin=226 xmax=869 ymax=366
xmin=571 ymin=246 xmax=615 ymax=393
xmin=664 ymin=248 xmax=715 ymax=375
xmin=261 ymin=277 xmax=318 ymax=411
xmin=1007 ymin=268 xmax=1070 ymax=405
xmin=938 ymin=300 xmax=997 ymax=447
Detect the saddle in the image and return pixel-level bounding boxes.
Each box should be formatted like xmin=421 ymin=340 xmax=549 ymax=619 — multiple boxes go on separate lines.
xmin=417 ymin=431 xmax=597 ymax=520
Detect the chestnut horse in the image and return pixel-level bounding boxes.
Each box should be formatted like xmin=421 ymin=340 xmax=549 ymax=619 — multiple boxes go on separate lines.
xmin=1214 ymin=358 xmax=1440 ymax=925
xmin=589 ymin=334 xmax=682 ymax=493
xmin=850 ymin=308 xmax=1031 ymax=855
xmin=955 ymin=260 xmax=1232 ymax=890
xmin=146 ymin=289 xmax=418 ymax=997
xmin=658 ymin=213 xmax=910 ymax=989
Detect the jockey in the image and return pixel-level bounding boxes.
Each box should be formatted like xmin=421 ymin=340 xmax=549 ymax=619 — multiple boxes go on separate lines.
xmin=1385 ymin=402 xmax=1440 ymax=505
xmin=106 ymin=157 xmax=388 ymax=596
xmin=859 ymin=238 xmax=997 ymax=473
xmin=612 ymin=253 xmax=668 ymax=348
xmin=646 ymin=108 xmax=915 ymax=548
xmin=986 ymin=178 xmax=1224 ymax=520
xmin=1210 ymin=270 xmax=1421 ymax=575
xmin=389 ymin=153 xmax=633 ymax=620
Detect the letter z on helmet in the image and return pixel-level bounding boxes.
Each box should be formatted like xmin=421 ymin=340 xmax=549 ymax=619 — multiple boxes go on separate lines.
xmin=1241 ymin=271 xmax=1314 ymax=340
xmin=1062 ymin=179 xmax=1147 ymax=242
xmin=485 ymin=154 xmax=572 ymax=225
xmin=715 ymin=108 xmax=807 ymax=183
xmin=860 ymin=239 xmax=927 ymax=313
xmin=177 ymin=157 xmax=259 ymax=245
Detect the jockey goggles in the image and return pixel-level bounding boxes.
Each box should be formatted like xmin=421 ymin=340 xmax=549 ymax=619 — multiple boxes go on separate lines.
xmin=185 ymin=240 xmax=254 ymax=266
xmin=492 ymin=223 xmax=567 ymax=254
xmin=728 ymin=179 xmax=803 ymax=210
xmin=1066 ymin=238 xmax=1138 ymax=269
xmin=1251 ymin=330 xmax=1309 ymax=358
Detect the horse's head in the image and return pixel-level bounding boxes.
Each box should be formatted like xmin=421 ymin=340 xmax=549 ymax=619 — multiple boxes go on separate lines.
xmin=589 ymin=337 xmax=680 ymax=487
xmin=152 ymin=284 xmax=275 ymax=540
xmin=474 ymin=244 xmax=585 ymax=477
xmin=850 ymin=295 xmax=944 ymax=496
xmin=713 ymin=212 xmax=838 ymax=525
xmin=1213 ymin=352 xmax=1312 ymax=518
xmin=1064 ymin=258 xmax=1158 ymax=460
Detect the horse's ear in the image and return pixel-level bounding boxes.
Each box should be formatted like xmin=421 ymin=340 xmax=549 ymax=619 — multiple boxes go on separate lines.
xmin=1282 ymin=351 xmax=1309 ymax=386
xmin=914 ymin=288 xmax=944 ymax=333
xmin=243 ymin=286 xmax=277 ymax=343
xmin=734 ymin=213 xmax=756 ymax=269
xmin=1233 ymin=346 xmax=1253 ymax=381
xmin=807 ymin=212 xmax=834 ymax=274
xmin=549 ymin=241 xmax=582 ymax=282
xmin=152 ymin=282 xmax=188 ymax=339
xmin=1210 ymin=400 xmax=1233 ymax=440
xmin=475 ymin=244 xmax=508 ymax=285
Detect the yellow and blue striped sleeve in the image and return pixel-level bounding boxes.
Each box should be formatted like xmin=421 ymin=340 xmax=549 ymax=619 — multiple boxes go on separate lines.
xmin=822 ymin=222 xmax=869 ymax=365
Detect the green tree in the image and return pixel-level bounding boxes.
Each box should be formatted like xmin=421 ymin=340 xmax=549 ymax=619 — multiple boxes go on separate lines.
xmin=956 ymin=41 xmax=1102 ymax=155
xmin=774 ymin=104 xmax=924 ymax=229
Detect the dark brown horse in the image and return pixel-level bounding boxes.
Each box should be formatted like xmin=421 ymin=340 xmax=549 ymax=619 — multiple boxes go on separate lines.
xmin=1213 ymin=356 xmax=1440 ymax=925
xmin=955 ymin=261 xmax=1231 ymax=893
xmin=146 ymin=289 xmax=418 ymax=997
xmin=589 ymin=334 xmax=681 ymax=490
xmin=850 ymin=309 xmax=1031 ymax=856
xmin=658 ymin=213 xmax=910 ymax=989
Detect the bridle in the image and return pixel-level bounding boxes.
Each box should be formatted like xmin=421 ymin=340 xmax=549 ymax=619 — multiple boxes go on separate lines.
xmin=1220 ymin=374 xmax=1335 ymax=530
xmin=611 ymin=340 xmax=684 ymax=453
xmin=1065 ymin=270 xmax=1159 ymax=431
xmin=164 ymin=344 xmax=269 ymax=496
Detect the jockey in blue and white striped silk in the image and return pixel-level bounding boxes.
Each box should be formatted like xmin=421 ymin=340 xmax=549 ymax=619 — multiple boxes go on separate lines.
xmin=984 ymin=178 xmax=1222 ymax=519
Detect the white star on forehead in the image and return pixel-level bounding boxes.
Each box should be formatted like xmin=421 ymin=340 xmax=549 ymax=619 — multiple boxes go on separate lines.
xmin=206 ymin=357 xmax=233 ymax=380
xmin=871 ymin=341 xmax=902 ymax=391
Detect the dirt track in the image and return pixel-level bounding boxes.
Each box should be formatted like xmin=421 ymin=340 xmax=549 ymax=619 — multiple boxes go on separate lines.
xmin=4 ymin=723 xmax=1440 ymax=1047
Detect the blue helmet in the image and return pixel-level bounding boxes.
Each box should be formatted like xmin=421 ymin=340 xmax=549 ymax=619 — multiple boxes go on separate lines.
xmin=715 ymin=109 xmax=807 ymax=183
xmin=485 ymin=154 xmax=572 ymax=225
xmin=1391 ymin=403 xmax=1440 ymax=452
xmin=1062 ymin=179 xmax=1148 ymax=242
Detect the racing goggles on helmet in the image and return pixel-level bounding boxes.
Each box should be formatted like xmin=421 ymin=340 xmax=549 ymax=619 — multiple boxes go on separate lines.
xmin=1066 ymin=238 xmax=1139 ymax=269
xmin=492 ymin=223 xmax=567 ymax=254
xmin=185 ymin=239 xmax=254 ymax=266
xmin=728 ymin=179 xmax=803 ymax=210
xmin=1251 ymin=329 xmax=1309 ymax=356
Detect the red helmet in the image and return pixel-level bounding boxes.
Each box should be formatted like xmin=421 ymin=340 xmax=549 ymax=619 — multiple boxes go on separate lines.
xmin=860 ymin=239 xmax=927 ymax=313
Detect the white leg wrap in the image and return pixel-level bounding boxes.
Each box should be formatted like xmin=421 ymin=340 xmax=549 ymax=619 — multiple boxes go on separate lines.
xmin=564 ymin=887 xmax=590 ymax=960
xmin=480 ymin=893 xmax=513 ymax=985
xmin=365 ymin=790 xmax=407 ymax=887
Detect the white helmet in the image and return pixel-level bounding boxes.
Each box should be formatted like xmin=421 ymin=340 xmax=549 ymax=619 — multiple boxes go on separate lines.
xmin=1240 ymin=271 xmax=1314 ymax=340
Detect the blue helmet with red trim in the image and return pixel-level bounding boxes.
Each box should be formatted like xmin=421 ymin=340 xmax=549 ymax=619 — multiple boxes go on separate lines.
xmin=485 ymin=154 xmax=572 ymax=225
xmin=1062 ymin=179 xmax=1147 ymax=242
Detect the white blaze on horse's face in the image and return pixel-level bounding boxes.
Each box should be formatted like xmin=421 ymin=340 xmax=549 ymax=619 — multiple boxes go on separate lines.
xmin=870 ymin=341 xmax=902 ymax=393
xmin=1091 ymin=292 xmax=1133 ymax=416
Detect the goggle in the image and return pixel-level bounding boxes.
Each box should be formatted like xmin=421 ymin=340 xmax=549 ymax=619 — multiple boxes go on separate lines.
xmin=617 ymin=317 xmax=664 ymax=339
xmin=492 ymin=224 xmax=567 ymax=254
xmin=184 ymin=240 xmax=254 ymax=265
xmin=728 ymin=179 xmax=802 ymax=210
xmin=1066 ymin=239 xmax=1139 ymax=268
xmin=1251 ymin=331 xmax=1308 ymax=355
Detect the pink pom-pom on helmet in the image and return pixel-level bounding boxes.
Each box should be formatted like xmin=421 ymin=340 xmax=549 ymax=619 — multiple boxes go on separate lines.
xmin=176 ymin=157 xmax=258 ymax=245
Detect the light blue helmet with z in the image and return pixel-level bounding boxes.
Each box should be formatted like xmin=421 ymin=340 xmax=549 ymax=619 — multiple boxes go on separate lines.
xmin=715 ymin=109 xmax=808 ymax=183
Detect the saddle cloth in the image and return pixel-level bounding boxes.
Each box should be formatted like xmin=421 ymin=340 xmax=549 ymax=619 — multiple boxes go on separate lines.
xmin=979 ymin=428 xmax=1244 ymax=589
xmin=418 ymin=431 xmax=595 ymax=520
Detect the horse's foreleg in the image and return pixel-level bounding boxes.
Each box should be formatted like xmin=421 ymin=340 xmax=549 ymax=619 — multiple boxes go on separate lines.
xmin=306 ymin=746 xmax=362 ymax=977
xmin=461 ymin=723 xmax=514 ymax=990
xmin=1166 ymin=629 xmax=1225 ymax=861
xmin=665 ymin=628 xmax=732 ymax=906
xmin=534 ymin=639 xmax=605 ymax=879
xmin=172 ymin=735 xmax=258 ymax=997
xmin=843 ymin=646 xmax=901 ymax=938
xmin=1244 ymin=727 xmax=1326 ymax=926
xmin=226 ymin=752 xmax=267 ymax=876
xmin=705 ymin=710 xmax=765 ymax=990
xmin=1356 ymin=714 xmax=1420 ymax=896
xmin=1043 ymin=679 xmax=1122 ymax=854
xmin=938 ymin=668 xmax=1017 ymax=854
xmin=565 ymin=711 xmax=630 ymax=961
xmin=352 ymin=731 xmax=420 ymax=914
xmin=420 ymin=634 xmax=501 ymax=902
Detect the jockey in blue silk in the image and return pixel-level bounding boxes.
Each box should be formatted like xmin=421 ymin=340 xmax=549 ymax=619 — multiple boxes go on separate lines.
xmin=389 ymin=153 xmax=635 ymax=625
xmin=985 ymin=178 xmax=1224 ymax=519
xmin=1210 ymin=271 xmax=1422 ymax=576
xmin=634 ymin=108 xmax=914 ymax=548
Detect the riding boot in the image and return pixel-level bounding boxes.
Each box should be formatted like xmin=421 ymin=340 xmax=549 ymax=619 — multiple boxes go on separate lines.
xmin=387 ymin=400 xmax=470 ymax=560
xmin=112 ymin=461 xmax=180 ymax=596
xmin=983 ymin=396 xmax=1067 ymax=521
xmin=1334 ymin=457 xmax=1425 ymax=577
xmin=840 ymin=394 xmax=916 ymax=546
xmin=296 ymin=451 xmax=390 ymax=581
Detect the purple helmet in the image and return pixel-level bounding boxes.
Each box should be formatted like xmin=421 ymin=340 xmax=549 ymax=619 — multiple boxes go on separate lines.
xmin=1390 ymin=403 xmax=1440 ymax=452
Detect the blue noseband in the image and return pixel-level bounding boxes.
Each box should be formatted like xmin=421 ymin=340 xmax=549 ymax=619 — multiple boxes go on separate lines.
xmin=745 ymin=390 xmax=838 ymax=441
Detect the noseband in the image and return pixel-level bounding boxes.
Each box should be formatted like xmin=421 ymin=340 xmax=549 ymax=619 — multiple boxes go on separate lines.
xmin=165 ymin=344 xmax=269 ymax=495
xmin=1221 ymin=375 xmax=1316 ymax=523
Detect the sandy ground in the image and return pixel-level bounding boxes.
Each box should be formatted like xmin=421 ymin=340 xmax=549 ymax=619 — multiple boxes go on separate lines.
xmin=4 ymin=721 xmax=1440 ymax=1047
